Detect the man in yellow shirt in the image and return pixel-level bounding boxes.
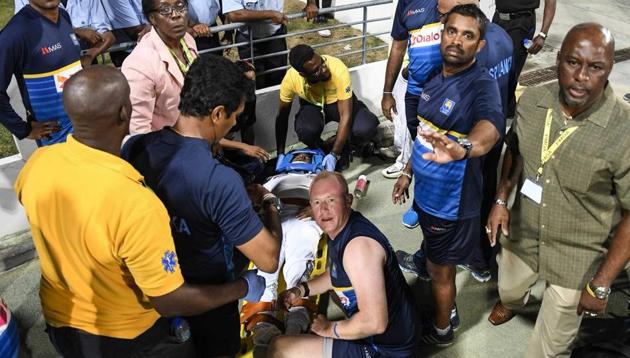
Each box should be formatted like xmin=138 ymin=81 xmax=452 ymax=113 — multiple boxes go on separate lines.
xmin=275 ymin=44 xmax=379 ymax=171
xmin=14 ymin=66 xmax=268 ymax=357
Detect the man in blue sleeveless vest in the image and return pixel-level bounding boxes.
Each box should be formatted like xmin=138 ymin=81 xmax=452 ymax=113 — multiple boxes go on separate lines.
xmin=268 ymin=171 xmax=417 ymax=358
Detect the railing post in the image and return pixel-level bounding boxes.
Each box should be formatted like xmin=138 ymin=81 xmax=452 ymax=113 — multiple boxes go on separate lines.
xmin=249 ymin=26 xmax=255 ymax=67
xmin=361 ymin=5 xmax=367 ymax=65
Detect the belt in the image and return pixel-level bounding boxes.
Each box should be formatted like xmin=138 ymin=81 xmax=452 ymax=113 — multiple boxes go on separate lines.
xmin=496 ymin=10 xmax=534 ymax=21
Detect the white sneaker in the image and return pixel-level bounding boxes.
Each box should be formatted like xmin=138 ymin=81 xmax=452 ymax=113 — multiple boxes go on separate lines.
xmin=381 ymin=162 xmax=404 ymax=179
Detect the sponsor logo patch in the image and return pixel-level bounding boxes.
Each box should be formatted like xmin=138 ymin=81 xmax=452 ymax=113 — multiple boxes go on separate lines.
xmin=440 ymin=99 xmax=455 ymax=115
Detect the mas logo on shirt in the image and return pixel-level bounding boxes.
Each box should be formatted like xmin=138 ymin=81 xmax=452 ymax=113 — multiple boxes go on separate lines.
xmin=406 ymin=8 xmax=425 ymax=16
xmin=161 ymin=250 xmax=178 ymax=273
xmin=40 ymin=42 xmax=62 ymax=56
xmin=440 ymin=99 xmax=455 ymax=115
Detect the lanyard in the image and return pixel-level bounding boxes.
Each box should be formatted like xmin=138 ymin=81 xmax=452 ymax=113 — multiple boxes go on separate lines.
xmin=169 ymin=38 xmax=196 ymax=75
xmin=303 ymin=81 xmax=326 ymax=117
xmin=536 ymin=108 xmax=579 ymax=180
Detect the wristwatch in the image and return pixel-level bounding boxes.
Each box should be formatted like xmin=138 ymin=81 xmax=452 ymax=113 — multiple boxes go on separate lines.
xmin=587 ymin=281 xmax=611 ymax=300
xmin=494 ymin=198 xmax=508 ymax=206
xmin=262 ymin=193 xmax=282 ymax=212
xmin=457 ymin=138 xmax=473 ymax=160
xmin=536 ymin=31 xmax=547 ymax=40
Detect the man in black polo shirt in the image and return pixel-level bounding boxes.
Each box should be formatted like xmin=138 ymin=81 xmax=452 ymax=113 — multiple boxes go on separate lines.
xmin=493 ymin=0 xmax=556 ymax=117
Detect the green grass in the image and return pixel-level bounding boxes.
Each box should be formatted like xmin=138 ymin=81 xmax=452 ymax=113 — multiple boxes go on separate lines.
xmin=1 ymin=0 xmax=20 ymax=158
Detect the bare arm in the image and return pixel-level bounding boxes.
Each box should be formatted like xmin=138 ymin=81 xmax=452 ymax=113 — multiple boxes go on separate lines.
xmin=381 ymin=39 xmax=407 ymax=120
xmin=225 ymin=10 xmax=287 ymax=24
xmin=149 ymin=280 xmax=247 ymax=317
xmin=312 ymin=237 xmax=388 ymax=339
xmin=419 ymin=119 xmax=500 ymax=163
xmin=332 ymin=98 xmax=353 ymax=155
xmin=81 ymin=31 xmax=116 ymax=67
xmin=487 ymin=143 xmax=523 ymax=246
xmin=275 ymin=100 xmax=293 ymax=155
xmin=528 ymin=0 xmax=556 ymax=54
xmin=237 ymin=200 xmax=282 ymax=273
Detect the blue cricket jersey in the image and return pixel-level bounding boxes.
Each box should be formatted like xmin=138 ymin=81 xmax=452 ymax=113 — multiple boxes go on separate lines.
xmin=0 ymin=6 xmax=81 ymax=144
xmin=122 ymin=128 xmax=264 ymax=284
xmin=390 ymin=0 xmax=442 ymax=95
xmin=412 ymin=62 xmax=503 ymax=221
xmin=328 ymin=211 xmax=417 ymax=357
xmin=477 ymin=22 xmax=514 ymax=120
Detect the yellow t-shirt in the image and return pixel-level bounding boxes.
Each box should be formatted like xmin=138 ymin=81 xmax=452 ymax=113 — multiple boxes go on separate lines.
xmin=14 ymin=135 xmax=184 ymax=339
xmin=279 ymin=55 xmax=353 ymax=106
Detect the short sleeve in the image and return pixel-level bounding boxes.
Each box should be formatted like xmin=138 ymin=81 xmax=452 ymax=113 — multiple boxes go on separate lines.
xmin=117 ymin=198 xmax=185 ymax=297
xmin=390 ymin=0 xmax=409 ymax=41
xmin=221 ymin=0 xmax=244 ymax=14
xmin=91 ymin=0 xmax=113 ymax=33
xmin=206 ymin=166 xmax=264 ymax=247
xmin=614 ymin=134 xmax=630 ymax=210
xmin=331 ymin=58 xmax=352 ymax=101
xmin=472 ymin=76 xmax=504 ymax=137
xmin=279 ymin=71 xmax=296 ymax=103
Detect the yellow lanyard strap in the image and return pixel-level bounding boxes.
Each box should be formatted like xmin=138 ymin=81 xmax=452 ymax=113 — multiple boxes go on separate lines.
xmin=169 ymin=38 xmax=196 ymax=75
xmin=536 ymin=108 xmax=579 ymax=180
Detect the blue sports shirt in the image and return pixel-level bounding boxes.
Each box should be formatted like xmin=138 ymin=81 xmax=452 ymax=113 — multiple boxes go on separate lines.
xmin=121 ymin=128 xmax=264 ymax=284
xmin=412 ymin=62 xmax=503 ymax=221
xmin=390 ymin=0 xmax=442 ymax=95
xmin=66 ymin=0 xmax=113 ymax=34
xmin=102 ymin=0 xmax=145 ymax=30
xmin=328 ymin=211 xmax=417 ymax=357
xmin=0 ymin=6 xmax=81 ymax=144
xmin=477 ymin=22 xmax=513 ymax=119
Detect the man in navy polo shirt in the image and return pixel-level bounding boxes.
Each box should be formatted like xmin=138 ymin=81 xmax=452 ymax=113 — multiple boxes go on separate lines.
xmin=122 ymin=55 xmax=282 ymax=357
xmin=392 ymin=5 xmax=503 ymax=346
xmin=0 ymin=0 xmax=82 ymax=145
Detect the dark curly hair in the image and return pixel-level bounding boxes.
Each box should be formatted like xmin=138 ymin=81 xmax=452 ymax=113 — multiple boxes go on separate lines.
xmin=289 ymin=44 xmax=315 ymax=73
xmin=444 ymin=4 xmax=487 ymax=39
xmin=179 ymin=55 xmax=254 ymax=118
xmin=142 ymin=0 xmax=156 ymax=20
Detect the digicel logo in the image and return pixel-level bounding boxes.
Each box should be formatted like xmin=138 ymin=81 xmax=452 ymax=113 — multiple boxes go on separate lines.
xmin=410 ymin=30 xmax=441 ymax=46
xmin=40 ymin=42 xmax=62 ymax=56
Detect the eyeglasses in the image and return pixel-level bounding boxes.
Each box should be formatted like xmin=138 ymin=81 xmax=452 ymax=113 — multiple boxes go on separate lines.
xmin=152 ymin=1 xmax=188 ymax=17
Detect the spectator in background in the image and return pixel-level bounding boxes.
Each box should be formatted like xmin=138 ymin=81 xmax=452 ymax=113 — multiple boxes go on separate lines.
xmin=1 ymin=0 xmax=81 ymax=145
xmin=187 ymin=0 xmax=221 ymax=51
xmin=14 ymin=0 xmax=116 ymax=68
xmin=223 ymin=0 xmax=318 ymax=88
xmin=493 ymin=0 xmax=556 ymax=117
xmin=122 ymin=0 xmax=198 ymax=134
xmin=122 ymin=56 xmax=282 ymax=357
xmin=15 ymin=65 xmax=267 ymax=358
xmin=102 ymin=0 xmax=150 ymax=67
xmin=276 ymin=45 xmax=379 ymax=172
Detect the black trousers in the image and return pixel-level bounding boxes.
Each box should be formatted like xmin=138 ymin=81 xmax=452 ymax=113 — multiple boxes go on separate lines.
xmin=492 ymin=11 xmax=536 ymax=118
xmin=46 ymin=318 xmax=195 ymax=358
xmin=195 ymin=24 xmax=222 ymax=54
xmin=294 ymin=95 xmax=379 ymax=149
xmin=237 ymin=25 xmax=288 ymax=89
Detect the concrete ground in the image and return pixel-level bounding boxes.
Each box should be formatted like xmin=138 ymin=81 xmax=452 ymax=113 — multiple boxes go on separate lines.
xmin=2 ymin=0 xmax=630 ymax=357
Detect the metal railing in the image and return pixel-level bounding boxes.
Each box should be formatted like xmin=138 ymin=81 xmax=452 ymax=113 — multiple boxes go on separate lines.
xmin=106 ymin=0 xmax=392 ymax=79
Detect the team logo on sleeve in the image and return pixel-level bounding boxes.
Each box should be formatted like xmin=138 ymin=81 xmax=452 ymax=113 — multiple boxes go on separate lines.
xmin=345 ymin=86 xmax=351 ymax=93
xmin=440 ymin=99 xmax=456 ymax=115
xmin=161 ymin=250 xmax=178 ymax=273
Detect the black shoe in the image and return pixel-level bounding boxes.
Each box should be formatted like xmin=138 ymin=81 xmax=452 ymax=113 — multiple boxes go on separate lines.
xmin=313 ymin=15 xmax=328 ymax=23
xmin=420 ymin=324 xmax=454 ymax=347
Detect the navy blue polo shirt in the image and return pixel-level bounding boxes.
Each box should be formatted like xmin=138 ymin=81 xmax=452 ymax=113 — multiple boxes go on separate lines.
xmin=0 ymin=6 xmax=81 ymax=144
xmin=328 ymin=211 xmax=417 ymax=357
xmin=412 ymin=62 xmax=503 ymax=221
xmin=121 ymin=128 xmax=264 ymax=284
xmin=390 ymin=0 xmax=441 ymax=95
xmin=477 ymin=22 xmax=514 ymax=119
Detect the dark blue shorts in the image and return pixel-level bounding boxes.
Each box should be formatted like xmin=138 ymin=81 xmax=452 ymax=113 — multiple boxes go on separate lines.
xmin=414 ymin=203 xmax=479 ymax=266
xmin=331 ymin=339 xmax=379 ymax=357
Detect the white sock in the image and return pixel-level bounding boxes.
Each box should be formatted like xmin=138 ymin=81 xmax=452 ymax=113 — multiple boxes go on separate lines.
xmin=435 ymin=324 xmax=451 ymax=336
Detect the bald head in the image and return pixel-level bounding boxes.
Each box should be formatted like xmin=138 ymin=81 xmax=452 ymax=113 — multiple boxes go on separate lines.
xmin=561 ymin=23 xmax=614 ymax=58
xmin=63 ymin=66 xmax=130 ymax=129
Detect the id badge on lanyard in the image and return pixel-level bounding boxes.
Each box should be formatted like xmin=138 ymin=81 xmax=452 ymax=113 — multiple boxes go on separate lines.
xmin=520 ymin=108 xmax=578 ymax=204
